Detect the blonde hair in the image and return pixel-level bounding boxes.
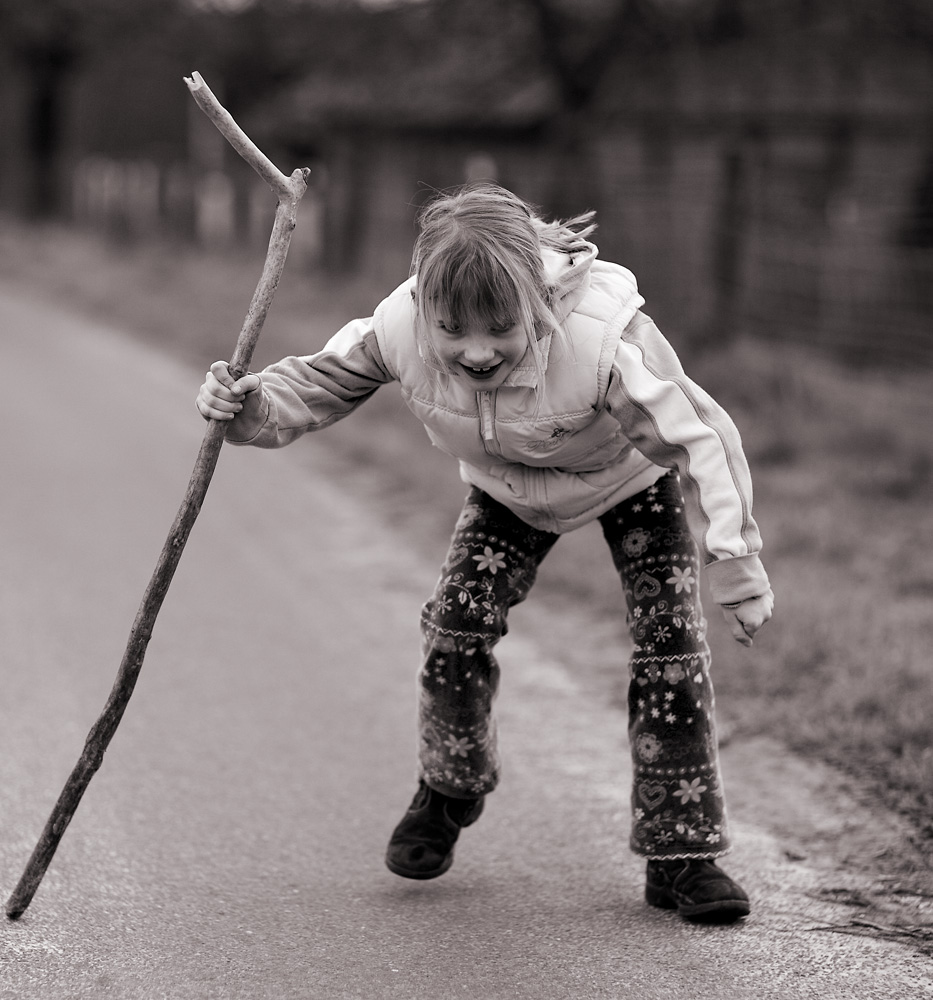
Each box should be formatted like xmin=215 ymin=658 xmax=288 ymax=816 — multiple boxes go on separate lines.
xmin=410 ymin=183 xmax=596 ymax=381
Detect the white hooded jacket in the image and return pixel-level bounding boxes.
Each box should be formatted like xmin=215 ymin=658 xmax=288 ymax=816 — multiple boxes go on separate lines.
xmin=226 ymin=242 xmax=769 ymax=605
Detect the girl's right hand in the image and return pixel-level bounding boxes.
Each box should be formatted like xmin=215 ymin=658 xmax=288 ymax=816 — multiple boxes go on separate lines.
xmin=196 ymin=360 xmax=261 ymax=421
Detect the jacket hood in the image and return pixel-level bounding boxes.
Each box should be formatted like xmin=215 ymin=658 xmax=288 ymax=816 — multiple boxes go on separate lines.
xmin=542 ymin=240 xmax=599 ymax=325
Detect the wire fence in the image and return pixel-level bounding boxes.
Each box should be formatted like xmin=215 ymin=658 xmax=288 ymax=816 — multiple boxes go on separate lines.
xmin=584 ymin=123 xmax=932 ymax=368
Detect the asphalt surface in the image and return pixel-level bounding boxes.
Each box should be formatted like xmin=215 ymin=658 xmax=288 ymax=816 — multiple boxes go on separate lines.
xmin=1 ymin=285 xmax=931 ymax=999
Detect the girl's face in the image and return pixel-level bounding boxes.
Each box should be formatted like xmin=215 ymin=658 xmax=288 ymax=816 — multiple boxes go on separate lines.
xmin=427 ymin=308 xmax=530 ymax=389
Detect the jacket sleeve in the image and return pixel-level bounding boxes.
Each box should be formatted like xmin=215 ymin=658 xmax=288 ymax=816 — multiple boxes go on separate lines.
xmin=224 ymin=316 xmax=395 ymax=448
xmin=604 ymin=312 xmax=770 ymax=605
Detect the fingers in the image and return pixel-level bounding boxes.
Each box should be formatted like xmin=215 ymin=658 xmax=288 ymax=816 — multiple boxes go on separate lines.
xmin=722 ymin=589 xmax=775 ymax=647
xmin=196 ymin=381 xmax=241 ymax=421
xmin=725 ymin=610 xmax=754 ymax=647
xmin=208 ymin=359 xmax=235 ymax=392
xmin=208 ymin=361 xmax=262 ymax=397
xmin=196 ymin=361 xmax=261 ymax=421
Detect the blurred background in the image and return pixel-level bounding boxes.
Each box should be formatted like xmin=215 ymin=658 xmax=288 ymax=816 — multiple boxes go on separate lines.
xmin=1 ymin=0 xmax=931 ymax=359
xmin=1 ymin=1 xmax=932 ymax=839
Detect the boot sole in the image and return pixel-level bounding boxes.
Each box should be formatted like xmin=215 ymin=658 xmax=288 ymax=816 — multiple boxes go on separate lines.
xmin=646 ymin=884 xmax=750 ymax=922
xmin=385 ymin=851 xmax=454 ymax=880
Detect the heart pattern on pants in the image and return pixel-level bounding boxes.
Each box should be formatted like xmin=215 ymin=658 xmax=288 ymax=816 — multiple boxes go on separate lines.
xmin=637 ymin=782 xmax=667 ymax=810
xmin=633 ymin=572 xmax=661 ymax=601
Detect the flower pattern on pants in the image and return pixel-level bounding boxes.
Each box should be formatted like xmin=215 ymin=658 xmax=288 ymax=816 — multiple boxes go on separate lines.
xmin=599 ymin=470 xmax=730 ymax=859
xmin=417 ymin=472 xmax=731 ymax=859
xmin=419 ymin=492 xmax=558 ymax=798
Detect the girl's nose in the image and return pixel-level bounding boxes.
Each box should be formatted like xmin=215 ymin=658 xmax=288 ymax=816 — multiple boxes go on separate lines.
xmin=460 ymin=334 xmax=496 ymax=365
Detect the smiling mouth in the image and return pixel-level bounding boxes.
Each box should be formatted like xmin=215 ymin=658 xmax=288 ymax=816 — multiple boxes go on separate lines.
xmin=460 ymin=361 xmax=503 ymax=380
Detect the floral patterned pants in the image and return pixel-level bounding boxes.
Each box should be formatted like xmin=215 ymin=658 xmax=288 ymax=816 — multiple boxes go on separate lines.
xmin=418 ymin=470 xmax=731 ymax=860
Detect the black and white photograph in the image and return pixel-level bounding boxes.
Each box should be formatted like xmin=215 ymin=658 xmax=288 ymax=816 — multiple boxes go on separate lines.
xmin=1 ymin=1 xmax=931 ymax=997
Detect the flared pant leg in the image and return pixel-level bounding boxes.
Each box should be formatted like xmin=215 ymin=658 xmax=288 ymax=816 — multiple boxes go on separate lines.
xmin=418 ymin=487 xmax=558 ymax=799
xmin=599 ymin=470 xmax=732 ymax=860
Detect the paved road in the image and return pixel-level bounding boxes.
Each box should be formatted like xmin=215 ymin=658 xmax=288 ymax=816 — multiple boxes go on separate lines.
xmin=1 ymin=286 xmax=931 ymax=999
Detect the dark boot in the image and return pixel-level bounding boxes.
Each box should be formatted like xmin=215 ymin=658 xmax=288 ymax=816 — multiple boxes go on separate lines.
xmin=645 ymin=859 xmax=750 ymax=923
xmin=385 ymin=781 xmax=484 ymax=880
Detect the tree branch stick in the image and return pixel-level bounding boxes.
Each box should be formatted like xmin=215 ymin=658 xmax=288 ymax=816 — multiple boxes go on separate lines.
xmin=6 ymin=72 xmax=310 ymax=921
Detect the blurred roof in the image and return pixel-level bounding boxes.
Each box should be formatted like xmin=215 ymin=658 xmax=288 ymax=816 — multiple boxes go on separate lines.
xmin=275 ymin=72 xmax=558 ymax=133
xmin=246 ymin=0 xmax=560 ymax=140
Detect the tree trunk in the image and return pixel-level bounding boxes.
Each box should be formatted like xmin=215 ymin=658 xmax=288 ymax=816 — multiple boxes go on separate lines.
xmin=21 ymin=41 xmax=75 ymax=218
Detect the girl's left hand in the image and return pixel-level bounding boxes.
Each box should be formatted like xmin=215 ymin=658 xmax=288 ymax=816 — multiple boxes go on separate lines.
xmin=720 ymin=589 xmax=774 ymax=647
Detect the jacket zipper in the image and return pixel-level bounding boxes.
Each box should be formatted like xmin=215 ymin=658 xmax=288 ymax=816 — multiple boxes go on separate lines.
xmin=477 ymin=391 xmax=502 ymax=457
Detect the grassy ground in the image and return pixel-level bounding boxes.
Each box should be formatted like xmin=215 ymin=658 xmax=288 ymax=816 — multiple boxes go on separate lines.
xmin=4 ymin=218 xmax=933 ymax=840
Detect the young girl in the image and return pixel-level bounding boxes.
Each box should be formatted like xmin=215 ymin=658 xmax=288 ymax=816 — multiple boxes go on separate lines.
xmin=197 ymin=183 xmax=773 ymax=924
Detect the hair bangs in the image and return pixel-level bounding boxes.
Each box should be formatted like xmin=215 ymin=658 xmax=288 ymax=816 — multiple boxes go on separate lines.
xmin=428 ymin=244 xmax=522 ymax=333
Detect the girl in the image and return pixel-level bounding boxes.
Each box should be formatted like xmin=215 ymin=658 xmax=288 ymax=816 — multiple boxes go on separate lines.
xmin=197 ymin=183 xmax=774 ymax=924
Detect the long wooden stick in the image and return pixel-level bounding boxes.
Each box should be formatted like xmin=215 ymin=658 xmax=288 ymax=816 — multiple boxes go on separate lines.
xmin=5 ymin=72 xmax=310 ymax=920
